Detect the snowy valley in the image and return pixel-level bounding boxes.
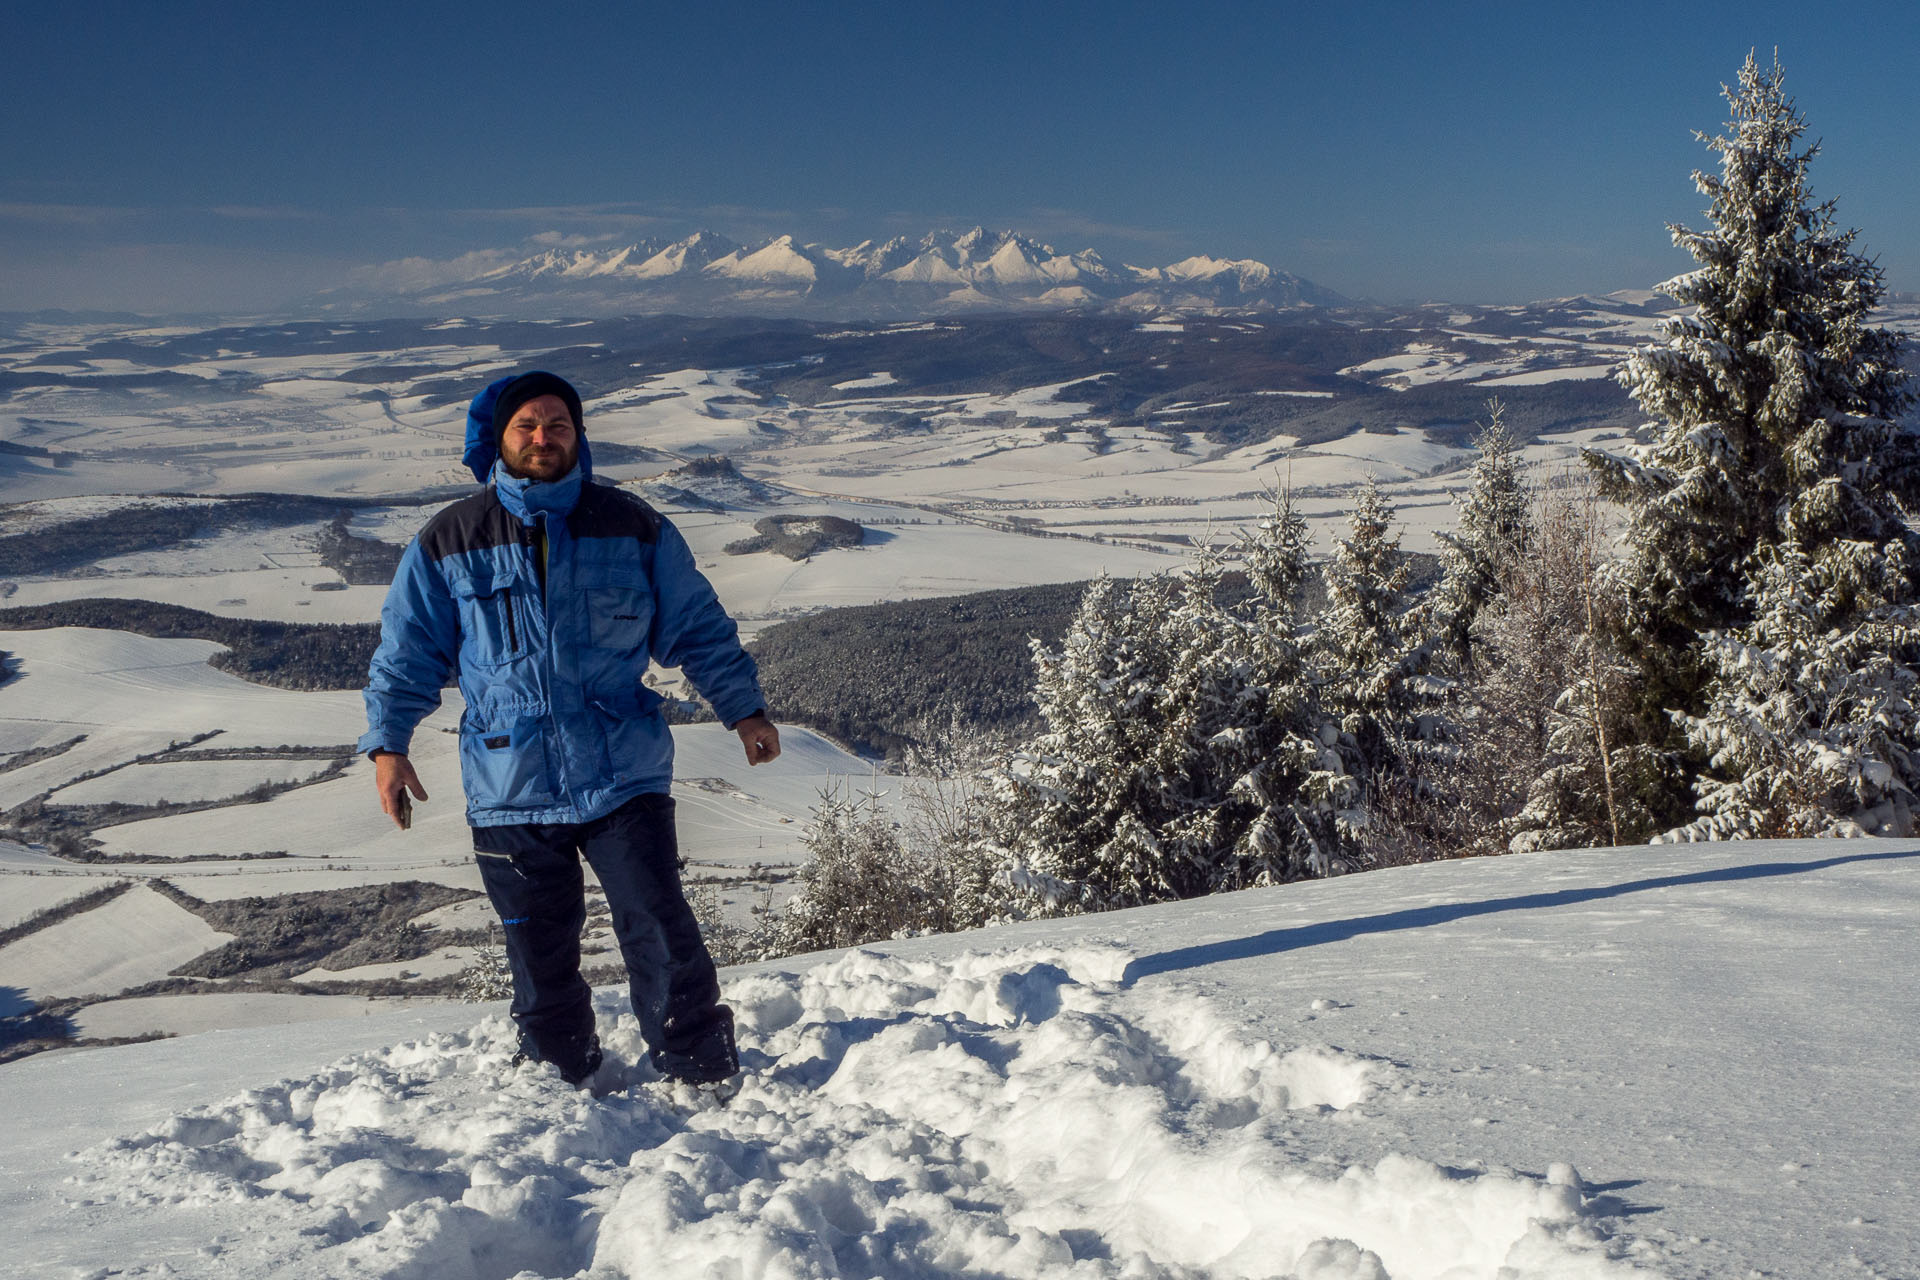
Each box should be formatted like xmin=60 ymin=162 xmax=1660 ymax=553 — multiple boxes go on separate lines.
xmin=2 ymin=291 xmax=1918 ymax=1279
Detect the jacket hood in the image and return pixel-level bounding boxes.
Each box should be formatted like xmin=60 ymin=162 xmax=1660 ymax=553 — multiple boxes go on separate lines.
xmin=463 ymin=373 xmax=594 ymax=484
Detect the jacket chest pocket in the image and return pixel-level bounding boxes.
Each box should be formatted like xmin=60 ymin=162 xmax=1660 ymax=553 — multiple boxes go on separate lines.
xmin=580 ymin=563 xmax=653 ymax=651
xmin=451 ymin=568 xmax=528 ymax=667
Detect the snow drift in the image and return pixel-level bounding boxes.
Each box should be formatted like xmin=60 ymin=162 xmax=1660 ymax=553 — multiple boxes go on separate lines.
xmin=74 ymin=945 xmax=1626 ymax=1279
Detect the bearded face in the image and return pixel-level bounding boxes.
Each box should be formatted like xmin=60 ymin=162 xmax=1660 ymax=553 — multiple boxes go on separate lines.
xmin=499 ymin=394 xmax=579 ymax=481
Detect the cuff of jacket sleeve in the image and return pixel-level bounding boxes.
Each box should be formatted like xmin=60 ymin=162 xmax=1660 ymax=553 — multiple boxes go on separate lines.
xmin=722 ymin=706 xmax=767 ymax=732
xmin=357 ymin=729 xmax=413 ymax=760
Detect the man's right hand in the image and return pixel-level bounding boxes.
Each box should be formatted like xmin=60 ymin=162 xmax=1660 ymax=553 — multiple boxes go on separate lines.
xmin=373 ymin=751 xmax=428 ymax=830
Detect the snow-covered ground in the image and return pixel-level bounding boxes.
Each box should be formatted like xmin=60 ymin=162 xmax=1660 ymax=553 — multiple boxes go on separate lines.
xmin=0 ymin=308 xmax=1644 ymax=595
xmin=50 ymin=758 xmax=337 ymax=806
xmin=6 ymin=311 xmax=1917 ymax=1275
xmin=0 ymin=874 xmax=123 ymax=930
xmin=0 ymin=624 xmax=870 ymax=885
xmin=0 ymin=883 xmax=234 ymax=1003
xmin=2 ymin=837 xmax=1914 ymax=1279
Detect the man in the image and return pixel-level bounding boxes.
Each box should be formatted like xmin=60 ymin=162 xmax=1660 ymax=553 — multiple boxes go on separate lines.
xmin=360 ymin=370 xmax=780 ymax=1091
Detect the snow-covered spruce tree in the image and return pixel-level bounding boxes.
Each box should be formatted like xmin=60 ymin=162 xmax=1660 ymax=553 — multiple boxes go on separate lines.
xmin=990 ymin=495 xmax=1352 ymax=914
xmin=1431 ymin=400 xmax=1534 ymax=670
xmin=1232 ymin=488 xmax=1361 ymax=874
xmin=1148 ymin=534 xmax=1352 ymax=892
xmin=987 ymin=574 xmax=1180 ymax=912
xmin=1590 ymin=53 xmax=1919 ymax=832
xmin=1369 ymin=402 xmax=1535 ymax=863
xmin=1101 ymin=547 xmax=1256 ymax=902
xmin=1667 ymin=540 xmax=1919 ymax=840
xmin=1243 ymin=476 xmax=1317 ymax=610
xmin=1314 ymin=477 xmax=1429 ymax=782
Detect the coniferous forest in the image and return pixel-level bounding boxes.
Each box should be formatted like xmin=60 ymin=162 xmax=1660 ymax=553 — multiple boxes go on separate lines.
xmin=740 ymin=54 xmax=1920 ymax=960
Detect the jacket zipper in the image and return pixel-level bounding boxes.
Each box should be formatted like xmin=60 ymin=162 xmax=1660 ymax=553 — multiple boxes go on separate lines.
xmin=503 ymin=591 xmax=519 ymax=654
xmin=527 ymin=518 xmax=571 ymax=812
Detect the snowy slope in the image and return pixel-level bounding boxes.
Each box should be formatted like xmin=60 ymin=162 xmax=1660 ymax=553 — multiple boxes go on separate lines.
xmin=0 ymin=875 xmax=125 ymax=931
xmin=0 ymin=628 xmax=369 ymax=755
xmin=2 ymin=838 xmax=1915 ymax=1279
xmin=0 ymin=883 xmax=234 ymax=1002
xmin=0 ymin=623 xmax=878 ymax=1041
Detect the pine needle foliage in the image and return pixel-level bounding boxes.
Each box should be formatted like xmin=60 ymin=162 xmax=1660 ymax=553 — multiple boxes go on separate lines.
xmin=1315 ymin=478 xmax=1427 ymax=779
xmin=1670 ymin=539 xmax=1920 ymax=840
xmin=1432 ymin=400 xmax=1535 ymax=670
xmin=989 ymin=489 xmax=1353 ymax=914
xmin=1590 ymin=52 xmax=1918 ymax=832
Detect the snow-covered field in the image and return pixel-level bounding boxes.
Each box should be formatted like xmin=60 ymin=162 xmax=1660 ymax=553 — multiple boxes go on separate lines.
xmin=4 ymin=309 xmax=1918 ymax=1276
xmin=51 ymin=758 xmax=337 ymax=806
xmin=0 ymin=873 xmax=122 ymax=930
xmin=0 ymin=303 xmax=1665 ymax=598
xmin=0 ymin=623 xmax=868 ymax=882
xmin=0 ymin=883 xmax=233 ymax=1003
xmin=2 ymin=838 xmax=1914 ymax=1279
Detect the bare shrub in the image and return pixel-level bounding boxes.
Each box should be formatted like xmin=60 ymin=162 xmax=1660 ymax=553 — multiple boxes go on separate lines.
xmin=761 ymin=776 xmax=1002 ymax=957
xmin=1357 ymin=474 xmax=1640 ymax=861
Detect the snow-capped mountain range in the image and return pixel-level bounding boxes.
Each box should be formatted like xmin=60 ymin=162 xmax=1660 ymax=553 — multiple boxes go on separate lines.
xmin=325 ymin=227 xmax=1345 ymax=319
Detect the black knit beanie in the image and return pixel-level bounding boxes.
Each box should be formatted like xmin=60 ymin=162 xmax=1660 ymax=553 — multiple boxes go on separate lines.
xmin=491 ymin=371 xmax=583 ymax=441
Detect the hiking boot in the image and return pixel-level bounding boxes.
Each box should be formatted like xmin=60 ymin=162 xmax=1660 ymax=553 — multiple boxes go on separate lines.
xmin=656 ymin=1069 xmax=743 ymax=1109
xmin=509 ymin=1037 xmax=602 ymax=1088
xmin=561 ymin=1040 xmax=605 ymax=1088
xmin=652 ymin=1016 xmax=738 ymax=1085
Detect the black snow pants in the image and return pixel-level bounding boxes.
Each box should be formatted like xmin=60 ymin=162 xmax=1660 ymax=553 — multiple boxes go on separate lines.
xmin=473 ymin=791 xmax=737 ymax=1082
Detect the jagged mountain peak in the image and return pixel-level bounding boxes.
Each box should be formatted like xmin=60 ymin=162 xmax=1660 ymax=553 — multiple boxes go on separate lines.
xmin=326 ymin=227 xmax=1348 ymax=319
xmin=951 ymin=225 xmax=996 ymax=252
xmin=940 ymin=226 xmax=1054 ymax=260
xmin=632 ymin=231 xmax=739 ymax=280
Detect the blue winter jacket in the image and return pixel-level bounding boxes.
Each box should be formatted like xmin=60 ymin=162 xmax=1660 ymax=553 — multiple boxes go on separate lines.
xmin=358 ymin=454 xmax=766 ymax=827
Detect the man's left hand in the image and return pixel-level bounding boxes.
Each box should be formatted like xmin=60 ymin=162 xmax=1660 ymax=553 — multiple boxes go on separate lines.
xmin=735 ymin=713 xmax=781 ymax=766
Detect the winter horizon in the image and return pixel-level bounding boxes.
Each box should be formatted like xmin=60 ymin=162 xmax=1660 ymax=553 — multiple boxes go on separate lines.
xmin=5 ymin=30 xmax=1920 ymax=1277
xmin=9 ymin=2 xmax=1920 ymax=313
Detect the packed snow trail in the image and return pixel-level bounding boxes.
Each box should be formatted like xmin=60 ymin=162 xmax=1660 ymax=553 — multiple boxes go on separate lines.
xmin=75 ymin=945 xmax=1638 ymax=1279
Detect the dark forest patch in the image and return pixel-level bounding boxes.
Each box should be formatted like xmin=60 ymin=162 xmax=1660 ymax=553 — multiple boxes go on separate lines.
xmin=153 ymin=879 xmax=479 ymax=980
xmin=724 ymin=514 xmax=866 ymax=560
xmin=749 ymin=554 xmax=1441 ymax=760
xmin=0 ymin=599 xmax=379 ymax=690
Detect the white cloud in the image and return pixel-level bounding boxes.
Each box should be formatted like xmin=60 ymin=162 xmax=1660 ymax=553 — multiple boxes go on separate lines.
xmin=347 ymin=248 xmax=522 ymax=292
xmin=528 ymin=230 xmax=618 ymax=248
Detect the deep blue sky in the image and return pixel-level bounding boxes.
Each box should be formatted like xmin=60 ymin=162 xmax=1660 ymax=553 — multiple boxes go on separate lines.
xmin=6 ymin=1 xmax=1918 ymax=313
